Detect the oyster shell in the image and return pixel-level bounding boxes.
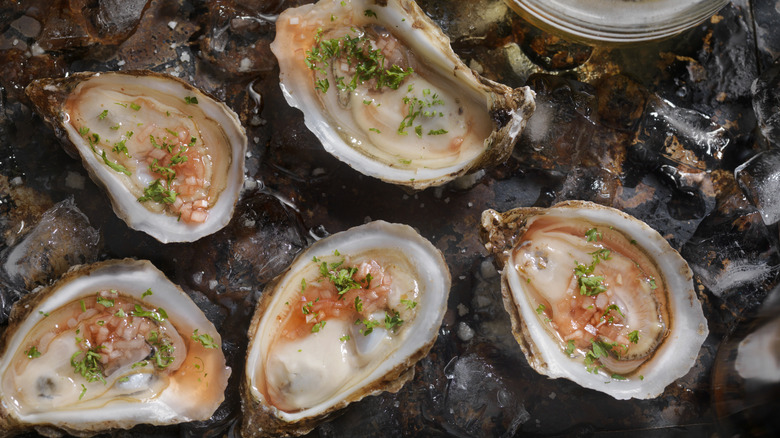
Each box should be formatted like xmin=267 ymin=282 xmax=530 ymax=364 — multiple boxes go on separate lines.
xmin=0 ymin=259 xmax=230 ymax=436
xmin=271 ymin=0 xmax=535 ymax=189
xmin=25 ymin=71 xmax=248 ymax=243
xmin=480 ymin=201 xmax=708 ymax=399
xmin=242 ymin=221 xmax=450 ymax=436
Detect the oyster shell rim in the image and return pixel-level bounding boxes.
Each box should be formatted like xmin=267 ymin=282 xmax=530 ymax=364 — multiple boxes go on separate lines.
xmin=270 ymin=0 xmax=535 ymax=190
xmin=240 ymin=220 xmax=451 ymax=437
xmin=481 ymin=200 xmax=709 ymax=400
xmin=0 ymin=258 xmax=231 ymax=435
xmin=24 ymin=70 xmax=249 ymax=244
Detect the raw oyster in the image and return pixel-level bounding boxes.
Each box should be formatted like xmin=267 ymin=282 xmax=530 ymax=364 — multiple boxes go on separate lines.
xmin=242 ymin=221 xmax=450 ymax=436
xmin=25 ymin=71 xmax=248 ymax=243
xmin=271 ymin=0 xmax=535 ymax=189
xmin=480 ymin=201 xmax=708 ymax=399
xmin=0 ymin=259 xmax=230 ymax=436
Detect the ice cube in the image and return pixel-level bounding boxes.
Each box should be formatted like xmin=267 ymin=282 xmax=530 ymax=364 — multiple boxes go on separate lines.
xmin=2 ymin=197 xmax=100 ymax=289
xmin=736 ymin=149 xmax=780 ymax=225
xmin=442 ymin=354 xmax=530 ymax=437
xmin=751 ymin=64 xmax=780 ymax=145
xmin=96 ymin=0 xmax=149 ymax=35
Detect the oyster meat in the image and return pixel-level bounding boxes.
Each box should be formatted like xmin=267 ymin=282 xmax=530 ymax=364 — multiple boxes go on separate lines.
xmin=0 ymin=259 xmax=230 ymax=436
xmin=480 ymin=201 xmax=708 ymax=399
xmin=26 ymin=71 xmax=248 ymax=243
xmin=242 ymin=221 xmax=450 ymax=436
xmin=271 ymin=0 xmax=535 ymax=189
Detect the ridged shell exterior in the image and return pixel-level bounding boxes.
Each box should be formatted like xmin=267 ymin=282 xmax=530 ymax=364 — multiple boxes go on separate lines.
xmin=271 ymin=0 xmax=535 ymax=189
xmin=241 ymin=221 xmax=450 ymax=437
xmin=480 ymin=200 xmax=709 ymax=399
xmin=25 ymin=71 xmax=247 ymax=243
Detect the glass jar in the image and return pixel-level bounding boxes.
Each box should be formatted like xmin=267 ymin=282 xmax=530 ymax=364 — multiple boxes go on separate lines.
xmin=504 ymin=0 xmax=731 ymax=45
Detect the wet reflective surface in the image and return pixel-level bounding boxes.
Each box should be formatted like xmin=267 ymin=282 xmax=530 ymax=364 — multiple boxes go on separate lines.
xmin=1 ymin=0 xmax=779 ymax=436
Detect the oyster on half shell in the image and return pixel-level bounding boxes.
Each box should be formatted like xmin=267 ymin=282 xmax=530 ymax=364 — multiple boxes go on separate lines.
xmin=26 ymin=71 xmax=248 ymax=243
xmin=242 ymin=221 xmax=450 ymax=437
xmin=271 ymin=0 xmax=535 ymax=189
xmin=480 ymin=201 xmax=709 ymax=399
xmin=0 ymin=259 xmax=230 ymax=437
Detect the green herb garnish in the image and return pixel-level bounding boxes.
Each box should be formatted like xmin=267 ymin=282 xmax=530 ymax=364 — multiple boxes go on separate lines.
xmin=305 ymin=31 xmax=413 ymax=94
xmin=319 ymin=260 xmax=361 ymax=296
xmin=356 ymin=318 xmax=382 ymax=336
xmin=354 ymin=296 xmax=363 ymax=312
xmin=149 ymin=159 xmax=176 ymax=181
xmin=565 ymin=340 xmax=575 ymax=355
xmin=112 ymin=138 xmax=130 ymax=157
xmin=95 ymin=294 xmax=115 ymax=308
xmin=152 ymin=340 xmax=175 ymax=368
xmin=130 ymin=304 xmax=168 ymax=322
xmin=315 ymin=78 xmax=329 ymax=93
xmin=192 ymin=329 xmax=219 ymax=348
xmin=384 ymin=311 xmax=404 ymax=332
xmin=648 ymin=278 xmax=658 ymax=290
xmin=26 ymin=346 xmax=41 ymax=359
xmin=138 ymin=179 xmax=177 ymax=204
xmin=590 ymin=248 xmax=611 ymax=263
xmin=362 ymin=273 xmax=373 ymax=289
xmin=585 ymin=228 xmax=602 ymax=242
xmin=100 ymin=150 xmax=131 ymax=175
xmin=71 ymin=348 xmax=106 ymax=384
xmin=401 ymin=299 xmax=417 ymax=310
xmin=397 ymin=90 xmax=447 ymax=137
xmin=311 ymin=320 xmax=327 ymax=333
xmin=574 ymin=262 xmax=607 ymax=296
xmin=602 ymin=304 xmax=624 ymax=322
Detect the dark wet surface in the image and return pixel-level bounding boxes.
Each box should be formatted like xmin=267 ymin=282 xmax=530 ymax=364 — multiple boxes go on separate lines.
xmin=1 ymin=0 xmax=779 ymax=436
